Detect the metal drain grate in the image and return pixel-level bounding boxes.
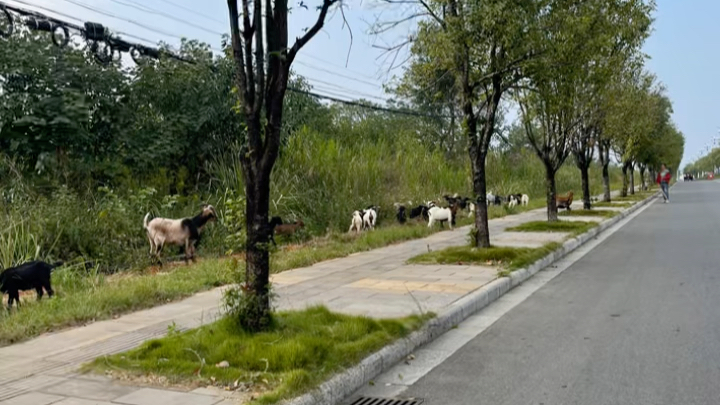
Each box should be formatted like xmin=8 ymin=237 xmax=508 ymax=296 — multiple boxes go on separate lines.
xmin=349 ymin=396 xmax=424 ymax=405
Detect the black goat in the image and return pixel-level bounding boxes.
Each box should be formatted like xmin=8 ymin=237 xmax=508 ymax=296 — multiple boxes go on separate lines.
xmin=266 ymin=216 xmax=285 ymax=246
xmin=409 ymin=204 xmax=429 ymax=221
xmin=1 ymin=260 xmax=63 ymax=308
xmin=396 ymin=205 xmax=407 ymax=224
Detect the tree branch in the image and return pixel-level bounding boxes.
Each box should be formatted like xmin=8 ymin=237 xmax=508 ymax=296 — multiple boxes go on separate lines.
xmin=253 ymin=0 xmax=265 ymax=115
xmin=227 ymin=0 xmax=249 ymax=109
xmin=287 ymin=0 xmax=339 ymax=64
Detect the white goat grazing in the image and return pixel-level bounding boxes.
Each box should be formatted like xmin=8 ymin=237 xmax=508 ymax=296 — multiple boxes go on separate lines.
xmin=363 ymin=207 xmax=377 ymax=230
xmin=521 ymin=194 xmax=529 ymax=206
xmin=508 ymin=196 xmax=518 ymax=208
xmin=143 ymin=204 xmax=217 ymax=265
xmin=427 ymin=205 xmax=456 ymax=230
xmin=486 ymin=192 xmax=495 ymax=205
xmin=349 ymin=210 xmax=364 ymax=233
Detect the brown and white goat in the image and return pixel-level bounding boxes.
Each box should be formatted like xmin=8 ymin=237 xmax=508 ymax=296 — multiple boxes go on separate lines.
xmin=143 ymin=204 xmax=217 ymax=265
xmin=268 ymin=216 xmax=304 ymax=245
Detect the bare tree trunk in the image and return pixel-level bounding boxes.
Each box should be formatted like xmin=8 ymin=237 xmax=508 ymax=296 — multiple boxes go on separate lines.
xmin=468 ymin=75 xmax=502 ymax=248
xmin=598 ymin=139 xmax=611 ymax=202
xmin=581 ymin=165 xmax=591 ymax=209
xmin=639 ymin=164 xmax=646 ymax=190
xmin=629 ymin=161 xmax=635 ymax=195
xmin=621 ymin=161 xmax=631 ymax=197
xmin=243 ymin=172 xmax=272 ymax=329
xmin=545 ymin=164 xmax=558 ymax=222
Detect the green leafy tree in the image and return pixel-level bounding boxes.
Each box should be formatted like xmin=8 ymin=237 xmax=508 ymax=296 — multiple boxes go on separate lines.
xmin=378 ymin=0 xmax=544 ymax=247
xmin=517 ymin=0 xmax=652 ymax=221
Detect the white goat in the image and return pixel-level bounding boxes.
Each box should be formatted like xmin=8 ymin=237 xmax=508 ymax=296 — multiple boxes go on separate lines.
xmin=349 ymin=210 xmax=364 ymax=233
xmin=508 ymin=195 xmax=518 ymax=208
xmin=486 ymin=192 xmax=495 ymax=205
xmin=363 ymin=207 xmax=377 ymax=230
xmin=427 ymin=205 xmax=457 ymax=230
xmin=521 ymin=194 xmax=529 ymax=206
xmin=143 ymin=204 xmax=217 ymax=265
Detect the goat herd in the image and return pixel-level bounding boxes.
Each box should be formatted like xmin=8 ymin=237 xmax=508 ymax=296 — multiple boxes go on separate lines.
xmin=2 ymin=190 xmax=583 ymax=309
xmin=349 ymin=192 xmax=531 ymax=233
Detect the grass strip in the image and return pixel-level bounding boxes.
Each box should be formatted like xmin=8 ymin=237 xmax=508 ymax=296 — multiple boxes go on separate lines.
xmin=558 ymin=209 xmax=618 ymax=218
xmin=84 ymin=306 xmax=430 ymax=405
xmin=506 ymin=220 xmax=597 ymax=236
xmin=591 ymin=201 xmax=633 ymax=208
xmin=407 ymin=242 xmax=561 ymax=272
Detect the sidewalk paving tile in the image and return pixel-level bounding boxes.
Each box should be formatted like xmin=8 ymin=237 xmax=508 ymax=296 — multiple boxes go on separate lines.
xmin=41 ymin=379 xmax=136 ymax=402
xmin=112 ymin=388 xmax=223 ymax=405
xmin=0 ymin=392 xmax=66 ymax=405
xmin=52 ymin=398 xmax=115 ymax=405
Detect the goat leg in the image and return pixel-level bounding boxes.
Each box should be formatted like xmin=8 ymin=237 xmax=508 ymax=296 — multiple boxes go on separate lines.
xmin=36 ymin=286 xmax=43 ymax=300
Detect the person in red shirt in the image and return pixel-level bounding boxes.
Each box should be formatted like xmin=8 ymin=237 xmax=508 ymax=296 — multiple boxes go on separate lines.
xmin=656 ymin=163 xmax=671 ymax=203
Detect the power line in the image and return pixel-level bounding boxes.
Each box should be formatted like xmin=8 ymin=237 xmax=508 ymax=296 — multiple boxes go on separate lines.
xmin=294 ymin=60 xmax=385 ymax=88
xmin=58 ymin=0 xmax=185 ymax=40
xmin=106 ymin=0 xmax=225 ymax=37
xmin=304 ymin=76 xmax=390 ymax=102
xmin=143 ymin=0 xmax=225 ymax=26
xmin=288 ymin=88 xmax=451 ymax=119
xmin=1 ymin=0 xmax=192 ymax=63
xmin=7 ymin=0 xmax=158 ymax=46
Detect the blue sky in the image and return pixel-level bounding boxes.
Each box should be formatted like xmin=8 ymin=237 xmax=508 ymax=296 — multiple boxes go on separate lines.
xmin=8 ymin=0 xmax=716 ymax=168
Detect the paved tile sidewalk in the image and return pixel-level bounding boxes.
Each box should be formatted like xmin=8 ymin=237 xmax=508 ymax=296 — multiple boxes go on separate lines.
xmin=0 ymin=193 xmax=636 ymax=405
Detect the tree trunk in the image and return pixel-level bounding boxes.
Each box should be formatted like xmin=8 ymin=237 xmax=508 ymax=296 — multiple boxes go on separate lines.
xmin=598 ymin=139 xmax=611 ymax=202
xmin=545 ymin=164 xmax=558 ymax=222
xmin=639 ymin=165 xmax=646 ymax=190
xmin=580 ymin=164 xmax=591 ymax=210
xmin=621 ymin=161 xmax=631 ymax=197
xmin=629 ymin=162 xmax=635 ymax=195
xmin=243 ymin=171 xmax=272 ymax=330
xmin=574 ymin=143 xmax=592 ymax=210
xmin=471 ymin=156 xmax=490 ymax=248
xmin=467 ymin=74 xmax=502 ymax=248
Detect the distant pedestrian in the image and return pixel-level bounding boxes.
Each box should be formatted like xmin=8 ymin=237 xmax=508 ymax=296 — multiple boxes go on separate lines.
xmin=656 ymin=164 xmax=671 ymax=203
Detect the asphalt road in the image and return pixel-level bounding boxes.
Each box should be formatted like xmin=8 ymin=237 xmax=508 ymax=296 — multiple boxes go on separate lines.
xmin=398 ymin=181 xmax=720 ymax=405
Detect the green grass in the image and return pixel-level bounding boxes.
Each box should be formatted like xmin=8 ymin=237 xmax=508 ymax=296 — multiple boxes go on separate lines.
xmin=84 ymin=306 xmax=429 ymax=404
xmin=506 ymin=220 xmax=597 ymax=236
xmin=407 ymin=242 xmax=561 ymax=271
xmin=592 ymin=201 xmax=633 ymax=208
xmin=558 ymin=209 xmax=618 ymax=218
xmin=613 ymin=190 xmax=657 ymax=202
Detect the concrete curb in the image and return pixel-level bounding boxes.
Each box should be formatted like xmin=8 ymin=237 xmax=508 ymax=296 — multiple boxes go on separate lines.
xmin=283 ymin=190 xmax=659 ymax=405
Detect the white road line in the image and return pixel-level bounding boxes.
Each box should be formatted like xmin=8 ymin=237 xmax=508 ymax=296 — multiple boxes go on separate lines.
xmin=355 ymin=198 xmax=657 ymax=399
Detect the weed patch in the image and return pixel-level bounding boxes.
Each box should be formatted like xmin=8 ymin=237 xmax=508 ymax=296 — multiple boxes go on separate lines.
xmin=558 ymin=209 xmax=618 ymax=218
xmin=407 ymin=243 xmax=561 ymax=271
xmin=85 ymin=306 xmax=430 ymax=404
xmin=507 ymin=220 xmax=597 ymax=236
xmin=592 ymin=201 xmax=632 ymax=208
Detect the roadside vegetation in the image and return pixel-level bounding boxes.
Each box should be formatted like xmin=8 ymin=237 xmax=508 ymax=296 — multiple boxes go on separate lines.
xmin=407 ymin=243 xmax=562 ymax=272
xmin=506 ymin=221 xmax=598 ymax=236
xmin=559 ymin=210 xmax=619 ymax=218
xmin=85 ymin=306 xmax=429 ymax=405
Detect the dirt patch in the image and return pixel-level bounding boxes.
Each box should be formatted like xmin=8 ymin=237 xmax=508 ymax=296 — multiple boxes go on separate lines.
xmin=102 ymin=369 xmax=266 ymax=404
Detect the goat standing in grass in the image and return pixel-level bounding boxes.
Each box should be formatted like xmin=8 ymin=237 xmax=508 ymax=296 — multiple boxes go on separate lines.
xmin=427 ymin=203 xmax=458 ymax=230
xmin=143 ymin=204 xmax=217 ymax=265
xmin=394 ymin=203 xmax=407 ymax=224
xmin=269 ymin=217 xmax=305 ymax=245
xmin=521 ymin=194 xmax=529 ymax=206
xmin=1 ymin=260 xmax=63 ymax=309
xmin=349 ymin=210 xmax=364 ymax=233
xmin=363 ymin=206 xmax=378 ymax=230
